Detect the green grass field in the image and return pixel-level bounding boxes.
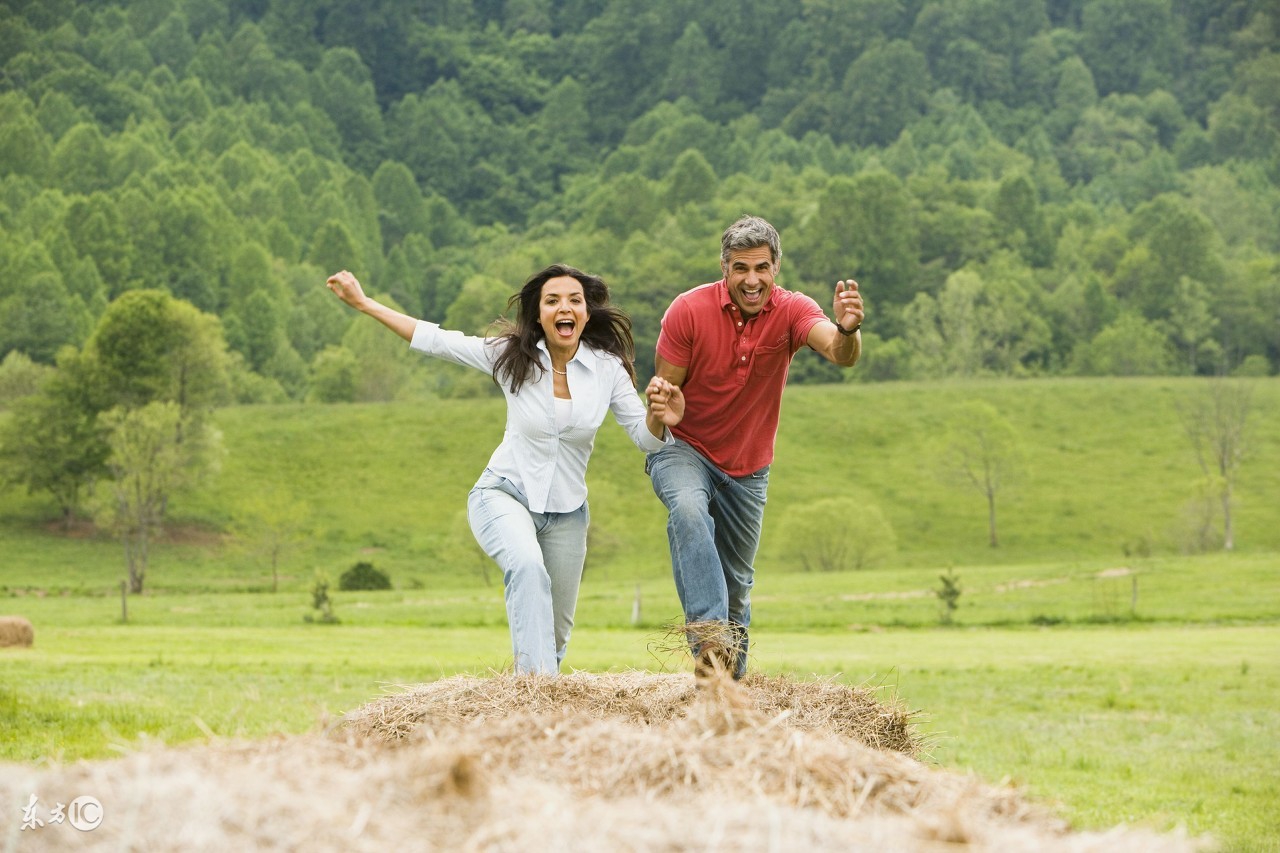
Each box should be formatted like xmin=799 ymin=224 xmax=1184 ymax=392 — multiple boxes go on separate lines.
xmin=3 ymin=589 xmax=1277 ymax=850
xmin=2 ymin=377 xmax=1279 ymax=850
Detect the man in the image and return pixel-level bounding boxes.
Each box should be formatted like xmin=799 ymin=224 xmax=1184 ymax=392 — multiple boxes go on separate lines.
xmin=647 ymin=214 xmax=864 ymax=679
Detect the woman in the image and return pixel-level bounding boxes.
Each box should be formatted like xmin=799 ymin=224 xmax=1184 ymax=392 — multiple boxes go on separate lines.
xmin=326 ymin=265 xmax=682 ymax=674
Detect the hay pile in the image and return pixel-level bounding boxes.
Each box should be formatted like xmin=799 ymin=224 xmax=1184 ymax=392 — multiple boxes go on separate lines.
xmin=342 ymin=670 xmax=916 ymax=754
xmin=1 ymin=672 xmax=1204 ymax=852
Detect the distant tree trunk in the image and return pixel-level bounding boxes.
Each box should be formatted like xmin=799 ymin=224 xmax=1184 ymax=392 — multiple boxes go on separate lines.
xmin=96 ymin=403 xmax=187 ymax=595
xmin=942 ymin=402 xmax=1022 ymax=550
xmin=986 ymin=487 xmax=999 ymax=548
xmin=126 ymin=523 xmax=149 ymax=594
xmin=1179 ymin=378 xmax=1252 ymax=552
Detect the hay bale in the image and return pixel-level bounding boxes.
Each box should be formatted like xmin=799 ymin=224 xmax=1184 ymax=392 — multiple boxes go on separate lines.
xmin=0 ymin=615 xmax=33 ymax=647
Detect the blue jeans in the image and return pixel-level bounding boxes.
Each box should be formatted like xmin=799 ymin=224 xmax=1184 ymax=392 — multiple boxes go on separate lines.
xmin=467 ymin=470 xmax=589 ymax=675
xmin=646 ymin=439 xmax=769 ymax=678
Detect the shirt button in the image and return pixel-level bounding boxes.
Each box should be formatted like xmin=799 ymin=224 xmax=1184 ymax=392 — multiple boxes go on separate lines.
xmin=737 ymin=322 xmax=742 ymax=327
xmin=740 ymin=356 xmax=746 ymax=361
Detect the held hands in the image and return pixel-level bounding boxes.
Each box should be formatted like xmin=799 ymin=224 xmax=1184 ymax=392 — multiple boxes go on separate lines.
xmin=645 ymin=377 xmax=685 ymax=427
xmin=833 ymin=279 xmax=864 ymax=333
xmin=326 ymin=270 xmax=368 ymax=310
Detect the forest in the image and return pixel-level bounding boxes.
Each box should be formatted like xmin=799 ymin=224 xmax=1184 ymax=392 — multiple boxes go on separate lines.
xmin=0 ymin=0 xmax=1277 ymax=409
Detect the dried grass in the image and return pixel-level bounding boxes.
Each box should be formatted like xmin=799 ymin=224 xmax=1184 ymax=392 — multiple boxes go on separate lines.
xmin=341 ymin=669 xmax=917 ymax=754
xmin=0 ymin=615 xmax=33 ymax=647
xmin=0 ymin=671 xmax=1208 ymax=852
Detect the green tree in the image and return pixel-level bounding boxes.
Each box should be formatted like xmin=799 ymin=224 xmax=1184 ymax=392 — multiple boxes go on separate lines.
xmin=146 ymin=10 xmax=197 ymax=71
xmin=0 ymin=271 xmax=92 ymax=364
xmin=937 ymin=401 xmax=1025 ymax=548
xmin=533 ymin=77 xmax=593 ymax=186
xmin=0 ymin=351 xmax=52 ymax=407
xmin=230 ymin=488 xmax=312 ymax=592
xmin=796 ymin=172 xmax=920 ymax=312
xmin=50 ymin=123 xmax=110 ymax=195
xmin=903 ymin=266 xmax=1051 ymax=377
xmin=224 ymin=242 xmax=283 ymax=312
xmin=1178 ymin=379 xmax=1253 ymax=552
xmin=778 ymin=497 xmax=897 ymax=571
xmin=836 ymin=40 xmax=931 ymax=147
xmin=311 ymin=47 xmax=386 ymax=172
xmin=991 ymin=174 xmax=1053 ymax=267
xmin=307 ymin=220 xmax=363 ymax=284
xmin=86 ymin=290 xmax=231 ymax=419
xmin=95 ymin=401 xmax=207 ymax=594
xmin=588 ymin=173 xmax=660 ymax=239
xmin=0 ymin=107 xmax=52 ymax=179
xmin=341 ymin=291 xmax=417 ymax=401
xmin=0 ymin=349 xmax=107 ymax=525
xmin=1070 ymin=313 xmax=1173 ymax=375
xmin=1046 ymin=56 xmax=1097 ymax=140
xmin=149 ymin=186 xmax=232 ymax=312
xmin=307 ymin=345 xmax=358 ymax=403
xmin=1161 ymin=276 xmax=1221 ymax=374
xmin=443 ymin=275 xmax=510 ymax=335
xmin=1114 ymin=194 xmax=1225 ymax=322
xmin=659 ymin=22 xmax=720 ymax=111
xmin=372 ymin=160 xmax=429 ymax=252
xmin=1080 ymin=0 xmax=1180 ymax=95
xmin=663 ymin=149 xmax=717 ymax=210
xmin=63 ymin=194 xmax=133 ymax=298
xmin=232 ymin=290 xmax=285 ymax=372
xmin=385 ymin=81 xmax=490 ymax=208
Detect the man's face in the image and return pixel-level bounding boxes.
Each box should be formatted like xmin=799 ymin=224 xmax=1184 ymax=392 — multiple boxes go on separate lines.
xmin=722 ymin=245 xmax=779 ymax=317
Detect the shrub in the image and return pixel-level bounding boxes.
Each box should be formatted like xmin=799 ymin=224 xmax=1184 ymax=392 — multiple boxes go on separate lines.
xmin=304 ymin=572 xmax=339 ymax=624
xmin=339 ymin=561 xmax=392 ymax=591
xmin=935 ymin=569 xmax=962 ymax=625
xmin=778 ymin=497 xmax=897 ymax=571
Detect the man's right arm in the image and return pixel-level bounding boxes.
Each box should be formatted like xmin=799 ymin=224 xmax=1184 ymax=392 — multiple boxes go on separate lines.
xmin=654 ymin=353 xmax=688 ymax=387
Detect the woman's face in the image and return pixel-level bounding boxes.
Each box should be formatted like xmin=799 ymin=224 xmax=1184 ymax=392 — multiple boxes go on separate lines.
xmin=538 ymin=275 xmax=589 ymax=353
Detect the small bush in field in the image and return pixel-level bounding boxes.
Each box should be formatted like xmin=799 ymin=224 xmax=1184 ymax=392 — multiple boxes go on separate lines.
xmin=304 ymin=572 xmax=339 ymax=624
xmin=339 ymin=561 xmax=392 ymax=591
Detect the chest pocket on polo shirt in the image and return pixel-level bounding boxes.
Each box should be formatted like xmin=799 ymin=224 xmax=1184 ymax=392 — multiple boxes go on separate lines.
xmin=751 ymin=340 xmax=790 ymax=377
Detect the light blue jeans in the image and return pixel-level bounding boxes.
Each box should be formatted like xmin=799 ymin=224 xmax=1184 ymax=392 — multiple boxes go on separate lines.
xmin=467 ymin=470 xmax=589 ymax=675
xmin=647 ymin=439 xmax=769 ymax=678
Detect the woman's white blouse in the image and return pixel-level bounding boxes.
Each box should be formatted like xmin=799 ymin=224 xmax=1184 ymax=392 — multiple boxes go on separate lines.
xmin=410 ymin=321 xmax=669 ymax=514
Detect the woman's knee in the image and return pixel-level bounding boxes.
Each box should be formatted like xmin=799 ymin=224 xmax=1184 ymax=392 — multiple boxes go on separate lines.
xmin=502 ymin=554 xmax=548 ymax=588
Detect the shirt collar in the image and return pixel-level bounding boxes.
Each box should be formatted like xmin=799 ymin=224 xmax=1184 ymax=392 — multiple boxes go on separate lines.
xmin=536 ymin=338 xmax=599 ymax=373
xmin=716 ymin=279 xmax=778 ymax=316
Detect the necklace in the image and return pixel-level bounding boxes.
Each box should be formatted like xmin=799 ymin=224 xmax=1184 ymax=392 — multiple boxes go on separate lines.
xmin=552 ymin=367 xmax=568 ymax=376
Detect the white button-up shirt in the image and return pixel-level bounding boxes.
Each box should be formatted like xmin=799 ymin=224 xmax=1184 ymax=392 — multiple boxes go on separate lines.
xmin=410 ymin=321 xmax=669 ymax=513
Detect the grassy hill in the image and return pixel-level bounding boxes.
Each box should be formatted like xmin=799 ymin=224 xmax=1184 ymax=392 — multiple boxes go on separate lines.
xmin=1 ymin=376 xmax=1277 ymax=595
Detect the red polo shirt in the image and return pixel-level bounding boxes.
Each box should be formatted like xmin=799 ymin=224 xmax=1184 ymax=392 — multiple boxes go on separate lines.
xmin=656 ymin=280 xmax=827 ymax=476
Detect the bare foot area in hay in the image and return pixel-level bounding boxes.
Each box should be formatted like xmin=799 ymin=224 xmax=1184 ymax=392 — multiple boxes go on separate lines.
xmin=1 ymin=671 xmax=1208 ymax=852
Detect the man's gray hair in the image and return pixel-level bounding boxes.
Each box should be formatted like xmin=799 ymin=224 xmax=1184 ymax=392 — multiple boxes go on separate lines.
xmin=720 ymin=215 xmax=781 ymax=266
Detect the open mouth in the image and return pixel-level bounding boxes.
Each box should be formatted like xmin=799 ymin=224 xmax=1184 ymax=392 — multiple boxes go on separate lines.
xmin=741 ymin=287 xmax=764 ymax=304
xmin=555 ymin=320 xmax=577 ymax=337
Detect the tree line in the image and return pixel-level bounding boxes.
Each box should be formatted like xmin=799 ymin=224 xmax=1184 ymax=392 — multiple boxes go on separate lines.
xmin=2 ymin=0 xmax=1276 ymax=401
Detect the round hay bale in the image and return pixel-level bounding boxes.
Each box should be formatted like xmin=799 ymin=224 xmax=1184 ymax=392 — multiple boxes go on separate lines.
xmin=0 ymin=615 xmax=33 ymax=647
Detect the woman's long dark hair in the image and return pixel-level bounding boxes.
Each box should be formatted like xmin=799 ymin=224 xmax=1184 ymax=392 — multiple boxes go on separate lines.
xmin=491 ymin=263 xmax=637 ymax=394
